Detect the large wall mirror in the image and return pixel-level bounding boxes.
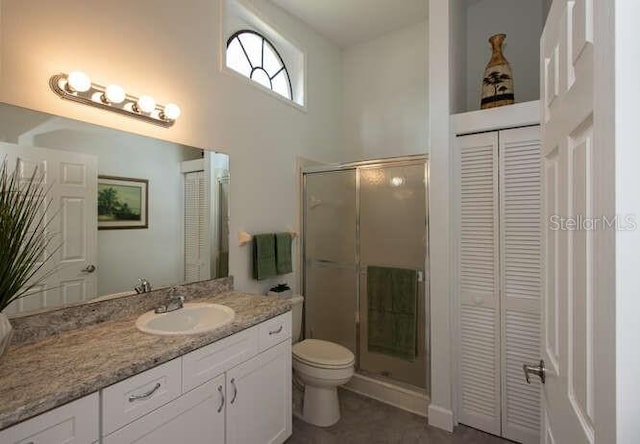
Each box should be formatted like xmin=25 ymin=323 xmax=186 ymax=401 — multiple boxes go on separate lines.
xmin=0 ymin=102 xmax=230 ymax=316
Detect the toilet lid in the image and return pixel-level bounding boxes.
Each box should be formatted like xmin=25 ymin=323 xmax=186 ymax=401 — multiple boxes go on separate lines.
xmin=292 ymin=339 xmax=354 ymax=367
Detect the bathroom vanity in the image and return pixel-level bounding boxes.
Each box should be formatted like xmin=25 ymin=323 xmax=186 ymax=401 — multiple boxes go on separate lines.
xmin=0 ymin=288 xmax=292 ymax=444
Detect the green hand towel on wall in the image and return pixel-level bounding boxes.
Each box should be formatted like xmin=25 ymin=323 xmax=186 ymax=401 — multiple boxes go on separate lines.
xmin=217 ymin=251 xmax=229 ymax=278
xmin=252 ymin=234 xmax=277 ymax=280
xmin=367 ymin=266 xmax=418 ymax=361
xmin=275 ymin=232 xmax=293 ymax=274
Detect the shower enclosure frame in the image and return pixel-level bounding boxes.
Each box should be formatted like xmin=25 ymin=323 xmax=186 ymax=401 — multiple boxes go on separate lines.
xmin=300 ymin=154 xmax=431 ymax=393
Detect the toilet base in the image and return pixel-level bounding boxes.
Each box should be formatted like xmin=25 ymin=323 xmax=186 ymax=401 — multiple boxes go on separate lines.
xmin=302 ymin=385 xmax=340 ymax=427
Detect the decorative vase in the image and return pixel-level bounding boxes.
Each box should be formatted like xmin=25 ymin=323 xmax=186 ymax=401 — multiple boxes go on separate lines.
xmin=0 ymin=312 xmax=13 ymax=358
xmin=481 ymin=33 xmax=515 ymax=109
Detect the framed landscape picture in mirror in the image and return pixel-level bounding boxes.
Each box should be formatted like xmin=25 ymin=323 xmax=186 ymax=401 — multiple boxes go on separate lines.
xmin=98 ymin=176 xmax=148 ymax=229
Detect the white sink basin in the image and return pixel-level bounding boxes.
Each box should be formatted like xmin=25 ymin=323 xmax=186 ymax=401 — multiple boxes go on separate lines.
xmin=136 ymin=303 xmax=235 ymax=336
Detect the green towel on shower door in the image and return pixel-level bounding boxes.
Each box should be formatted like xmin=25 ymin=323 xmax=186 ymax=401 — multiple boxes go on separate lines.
xmin=275 ymin=232 xmax=293 ymax=274
xmin=367 ymin=266 xmax=418 ymax=361
xmin=252 ymin=234 xmax=277 ymax=280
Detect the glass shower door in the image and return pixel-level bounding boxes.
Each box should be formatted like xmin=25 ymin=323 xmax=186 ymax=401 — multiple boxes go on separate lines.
xmin=304 ymin=170 xmax=357 ymax=353
xmin=358 ymin=162 xmax=428 ymax=389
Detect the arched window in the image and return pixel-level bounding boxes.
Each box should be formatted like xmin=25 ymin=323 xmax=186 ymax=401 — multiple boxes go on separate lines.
xmin=226 ymin=30 xmax=293 ymax=101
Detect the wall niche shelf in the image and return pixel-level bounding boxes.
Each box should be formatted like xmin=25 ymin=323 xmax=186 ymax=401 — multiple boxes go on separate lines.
xmin=450 ymin=0 xmax=550 ymax=114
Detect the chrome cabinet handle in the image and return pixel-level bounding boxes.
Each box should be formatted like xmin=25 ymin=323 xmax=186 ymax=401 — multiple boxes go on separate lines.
xmin=128 ymin=382 xmax=161 ymax=402
xmin=269 ymin=325 xmax=283 ymax=335
xmin=82 ymin=264 xmax=96 ymax=273
xmin=217 ymin=385 xmax=225 ymax=413
xmin=523 ymin=360 xmax=546 ymax=384
xmin=230 ymin=378 xmax=238 ymax=404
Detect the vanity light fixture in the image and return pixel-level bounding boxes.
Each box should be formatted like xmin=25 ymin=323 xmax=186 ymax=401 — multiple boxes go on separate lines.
xmin=49 ymin=71 xmax=181 ymax=128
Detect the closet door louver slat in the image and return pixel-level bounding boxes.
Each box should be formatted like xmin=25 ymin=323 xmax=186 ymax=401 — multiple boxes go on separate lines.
xmin=499 ymin=126 xmax=542 ymax=444
xmin=456 ymin=132 xmax=501 ymax=436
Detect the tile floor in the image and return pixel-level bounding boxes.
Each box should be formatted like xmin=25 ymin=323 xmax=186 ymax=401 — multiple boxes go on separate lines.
xmin=286 ymin=389 xmax=513 ymax=444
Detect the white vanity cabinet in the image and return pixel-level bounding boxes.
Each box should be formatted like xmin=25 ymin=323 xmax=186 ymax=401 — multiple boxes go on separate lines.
xmin=0 ymin=311 xmax=291 ymax=444
xmin=103 ymin=311 xmax=292 ymax=444
xmin=0 ymin=393 xmax=99 ymax=444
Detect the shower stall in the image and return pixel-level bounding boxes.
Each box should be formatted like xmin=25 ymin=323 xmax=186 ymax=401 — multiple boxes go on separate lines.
xmin=302 ymin=156 xmax=429 ymax=395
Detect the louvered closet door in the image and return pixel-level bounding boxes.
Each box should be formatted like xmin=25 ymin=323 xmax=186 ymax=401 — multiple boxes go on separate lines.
xmin=455 ymin=132 xmax=501 ymax=436
xmin=184 ymin=170 xmax=210 ymax=282
xmin=499 ymin=126 xmax=541 ymax=444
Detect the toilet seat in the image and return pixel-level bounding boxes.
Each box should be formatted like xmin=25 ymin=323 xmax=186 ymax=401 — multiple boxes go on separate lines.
xmin=293 ymin=339 xmax=354 ymax=369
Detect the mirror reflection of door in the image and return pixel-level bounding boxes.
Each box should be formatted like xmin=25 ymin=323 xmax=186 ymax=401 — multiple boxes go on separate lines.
xmin=0 ymin=102 xmax=231 ymax=316
xmin=181 ymin=152 xmax=230 ymax=283
xmin=0 ymin=143 xmax=98 ymax=314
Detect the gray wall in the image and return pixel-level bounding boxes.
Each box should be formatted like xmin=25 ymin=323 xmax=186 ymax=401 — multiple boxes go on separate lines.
xmin=465 ymin=0 xmax=545 ymax=111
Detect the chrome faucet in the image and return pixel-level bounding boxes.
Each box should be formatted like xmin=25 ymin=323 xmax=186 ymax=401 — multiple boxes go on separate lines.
xmin=154 ymin=287 xmax=185 ymax=314
xmin=135 ymin=278 xmax=152 ymax=294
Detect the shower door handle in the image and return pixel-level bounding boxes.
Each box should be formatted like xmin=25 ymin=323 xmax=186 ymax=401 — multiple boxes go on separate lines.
xmin=417 ymin=271 xmax=424 ymax=282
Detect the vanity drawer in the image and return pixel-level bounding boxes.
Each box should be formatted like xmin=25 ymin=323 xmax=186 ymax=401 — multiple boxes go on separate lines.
xmin=182 ymin=327 xmax=258 ymax=392
xmin=102 ymin=358 xmax=182 ymax=435
xmin=0 ymin=393 xmax=99 ymax=444
xmin=257 ymin=312 xmax=291 ymax=352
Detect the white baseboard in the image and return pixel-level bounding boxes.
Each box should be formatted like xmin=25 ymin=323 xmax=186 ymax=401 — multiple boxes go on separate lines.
xmin=427 ymin=404 xmax=454 ymax=432
xmin=343 ymin=373 xmax=429 ymax=417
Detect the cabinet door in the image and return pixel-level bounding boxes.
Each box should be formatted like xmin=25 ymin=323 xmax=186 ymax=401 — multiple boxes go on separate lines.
xmin=0 ymin=393 xmax=99 ymax=444
xmin=104 ymin=376 xmax=225 ymax=444
xmin=226 ymin=340 xmax=291 ymax=444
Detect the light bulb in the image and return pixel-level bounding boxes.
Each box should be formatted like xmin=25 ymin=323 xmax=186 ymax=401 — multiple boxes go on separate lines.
xmin=136 ymin=95 xmax=156 ymax=113
xmin=390 ymin=177 xmax=405 ymax=187
xmin=104 ymin=84 xmax=126 ymax=104
xmin=67 ymin=71 xmax=91 ymax=92
xmin=162 ymin=103 xmax=181 ymax=120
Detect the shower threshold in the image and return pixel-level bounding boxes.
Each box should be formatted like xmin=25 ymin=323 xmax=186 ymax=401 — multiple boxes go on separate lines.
xmin=343 ymin=371 xmax=429 ymax=418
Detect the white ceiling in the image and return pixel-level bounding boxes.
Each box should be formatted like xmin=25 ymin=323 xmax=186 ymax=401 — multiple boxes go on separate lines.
xmin=270 ymin=0 xmax=429 ymax=48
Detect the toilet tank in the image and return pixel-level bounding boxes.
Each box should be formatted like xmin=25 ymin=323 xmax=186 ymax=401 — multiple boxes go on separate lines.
xmin=288 ymin=295 xmax=304 ymax=343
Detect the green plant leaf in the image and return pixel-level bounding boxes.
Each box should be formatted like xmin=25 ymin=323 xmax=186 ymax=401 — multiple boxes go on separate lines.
xmin=0 ymin=158 xmax=60 ymax=312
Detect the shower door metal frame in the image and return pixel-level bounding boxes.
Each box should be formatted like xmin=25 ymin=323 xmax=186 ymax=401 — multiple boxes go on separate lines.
xmin=301 ymin=154 xmax=430 ymax=389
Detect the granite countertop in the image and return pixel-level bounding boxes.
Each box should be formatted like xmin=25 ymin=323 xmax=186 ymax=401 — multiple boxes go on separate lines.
xmin=0 ymin=291 xmax=291 ymax=431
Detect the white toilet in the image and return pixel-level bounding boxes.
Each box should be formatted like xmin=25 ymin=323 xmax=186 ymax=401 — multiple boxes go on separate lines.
xmin=289 ymin=295 xmax=355 ymax=427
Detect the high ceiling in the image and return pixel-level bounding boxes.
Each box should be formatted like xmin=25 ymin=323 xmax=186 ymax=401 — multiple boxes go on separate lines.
xmin=270 ymin=0 xmax=429 ymax=48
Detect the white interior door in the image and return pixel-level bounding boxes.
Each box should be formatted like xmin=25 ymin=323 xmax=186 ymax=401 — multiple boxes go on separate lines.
xmin=540 ymin=1 xmax=599 ymax=442
xmin=1 ymin=143 xmax=97 ymax=314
